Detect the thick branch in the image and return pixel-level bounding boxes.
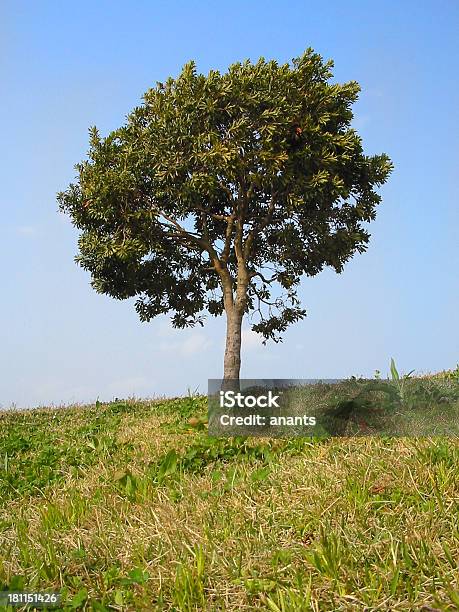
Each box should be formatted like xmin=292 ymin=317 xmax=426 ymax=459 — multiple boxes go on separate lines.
xmin=221 ymin=213 xmax=236 ymax=264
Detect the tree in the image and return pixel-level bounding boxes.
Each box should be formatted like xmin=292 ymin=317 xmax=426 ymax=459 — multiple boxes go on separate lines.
xmin=58 ymin=49 xmax=392 ymax=385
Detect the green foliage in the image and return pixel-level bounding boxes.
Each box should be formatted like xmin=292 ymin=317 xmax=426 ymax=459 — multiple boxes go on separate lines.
xmin=68 ymin=587 xmax=88 ymax=609
xmin=113 ymin=469 xmax=141 ymax=500
xmin=316 ymin=369 xmax=459 ymax=436
xmin=1 ymin=574 xmax=26 ymax=591
xmin=416 ymin=440 xmax=459 ymax=468
xmin=172 ymin=547 xmax=206 ymax=610
xmin=149 ymin=437 xmax=275 ymax=485
xmin=120 ymin=567 xmax=150 ymax=586
xmin=0 ymin=402 xmax=133 ymax=504
xmin=156 ymin=449 xmax=179 ymax=484
xmin=58 ymin=48 xmax=392 ymax=342
xmin=441 ymin=364 xmax=459 ymax=382
xmin=390 ymin=357 xmax=415 ymax=403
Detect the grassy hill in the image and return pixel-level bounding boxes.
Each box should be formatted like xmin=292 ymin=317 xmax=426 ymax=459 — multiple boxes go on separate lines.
xmin=1 ymin=378 xmax=459 ymax=610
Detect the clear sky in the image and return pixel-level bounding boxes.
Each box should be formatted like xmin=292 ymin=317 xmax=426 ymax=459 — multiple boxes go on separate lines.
xmin=1 ymin=0 xmax=458 ymax=409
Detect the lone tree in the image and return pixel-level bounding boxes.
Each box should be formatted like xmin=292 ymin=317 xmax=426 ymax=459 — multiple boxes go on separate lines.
xmin=58 ymin=49 xmax=392 ymax=384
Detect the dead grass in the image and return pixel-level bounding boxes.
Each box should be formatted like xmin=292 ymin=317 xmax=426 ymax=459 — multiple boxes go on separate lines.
xmin=1 ymin=396 xmax=459 ymax=610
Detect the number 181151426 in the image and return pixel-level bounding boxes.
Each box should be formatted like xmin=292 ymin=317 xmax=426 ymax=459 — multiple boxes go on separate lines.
xmin=0 ymin=592 xmax=61 ymax=608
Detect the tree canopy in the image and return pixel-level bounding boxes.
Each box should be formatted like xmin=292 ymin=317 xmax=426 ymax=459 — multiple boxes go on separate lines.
xmin=58 ymin=49 xmax=392 ymax=378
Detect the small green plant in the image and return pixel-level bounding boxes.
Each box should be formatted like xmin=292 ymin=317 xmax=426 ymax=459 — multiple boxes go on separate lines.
xmin=120 ymin=567 xmax=150 ymax=586
xmin=172 ymin=546 xmax=206 ymax=610
xmin=390 ymin=358 xmax=415 ymax=403
xmin=68 ymin=588 xmax=88 ymax=609
xmin=156 ymin=449 xmax=179 ymax=484
xmin=148 ymin=437 xmax=276 ymax=485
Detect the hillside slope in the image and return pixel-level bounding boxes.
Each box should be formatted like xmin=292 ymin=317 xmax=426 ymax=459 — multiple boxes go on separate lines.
xmin=1 ymin=391 xmax=459 ymax=610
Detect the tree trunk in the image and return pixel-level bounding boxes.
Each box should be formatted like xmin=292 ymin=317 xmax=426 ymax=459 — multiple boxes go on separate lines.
xmin=222 ymin=307 xmax=243 ymax=390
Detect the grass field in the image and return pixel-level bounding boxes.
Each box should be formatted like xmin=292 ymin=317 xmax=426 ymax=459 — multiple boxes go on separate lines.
xmin=1 ymin=374 xmax=459 ymax=611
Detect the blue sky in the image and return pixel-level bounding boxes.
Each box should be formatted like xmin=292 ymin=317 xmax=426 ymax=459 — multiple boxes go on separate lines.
xmin=1 ymin=0 xmax=458 ymax=409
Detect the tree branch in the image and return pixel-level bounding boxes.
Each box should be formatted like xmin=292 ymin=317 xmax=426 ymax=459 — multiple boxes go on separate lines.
xmin=243 ymin=189 xmax=277 ymax=260
xmin=221 ymin=213 xmax=236 ymax=264
xmin=250 ymin=271 xmax=278 ymax=284
xmin=194 ymin=207 xmax=234 ymax=223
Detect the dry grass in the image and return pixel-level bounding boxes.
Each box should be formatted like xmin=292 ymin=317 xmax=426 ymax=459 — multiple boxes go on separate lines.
xmin=1 ymin=394 xmax=459 ymax=610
